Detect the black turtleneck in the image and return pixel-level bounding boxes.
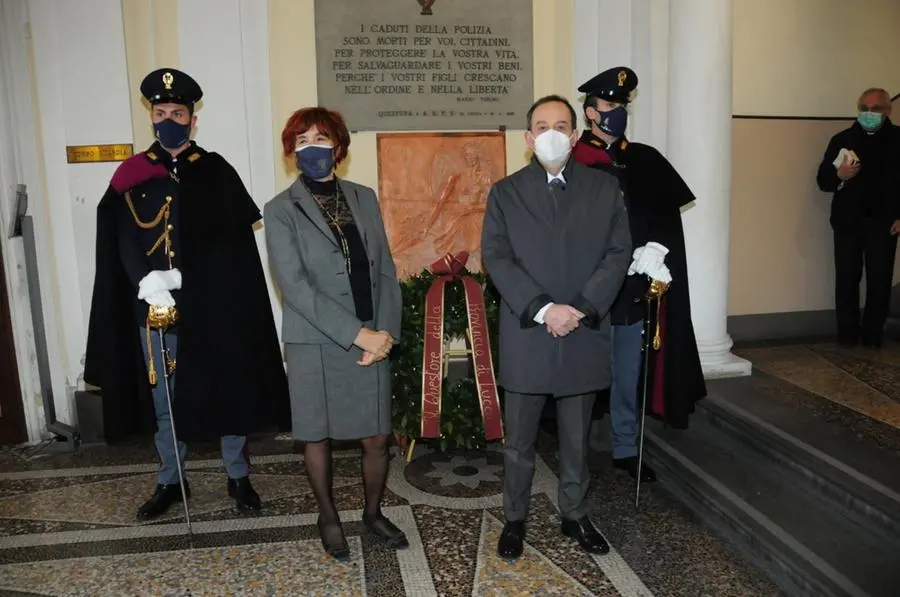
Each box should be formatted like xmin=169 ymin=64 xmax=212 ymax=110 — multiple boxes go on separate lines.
xmin=301 ymin=174 xmax=374 ymax=322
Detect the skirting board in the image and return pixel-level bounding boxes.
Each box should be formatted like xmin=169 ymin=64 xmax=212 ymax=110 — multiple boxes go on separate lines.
xmin=729 ymin=307 xmax=900 ymax=343
xmin=727 ymin=310 xmax=835 ymax=343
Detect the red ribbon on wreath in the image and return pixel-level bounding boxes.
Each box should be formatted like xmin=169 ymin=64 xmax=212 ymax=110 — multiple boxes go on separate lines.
xmin=420 ymin=252 xmax=503 ymax=441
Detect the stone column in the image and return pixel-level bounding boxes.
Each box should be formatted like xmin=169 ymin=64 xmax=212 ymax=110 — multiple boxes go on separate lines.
xmin=667 ymin=0 xmax=751 ymax=377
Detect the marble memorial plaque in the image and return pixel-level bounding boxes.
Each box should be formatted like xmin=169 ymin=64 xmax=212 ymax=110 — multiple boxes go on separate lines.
xmin=376 ymin=132 xmax=506 ymax=278
xmin=315 ymin=0 xmax=533 ymax=131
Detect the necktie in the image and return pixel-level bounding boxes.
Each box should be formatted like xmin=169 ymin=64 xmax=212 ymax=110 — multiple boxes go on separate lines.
xmin=548 ymin=178 xmax=563 ymax=221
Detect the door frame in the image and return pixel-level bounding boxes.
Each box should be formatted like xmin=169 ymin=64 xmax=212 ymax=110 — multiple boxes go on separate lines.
xmin=0 ymin=0 xmax=49 ymax=443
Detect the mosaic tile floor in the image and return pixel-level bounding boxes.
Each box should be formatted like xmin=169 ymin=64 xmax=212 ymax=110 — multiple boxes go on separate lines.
xmin=3 ymin=339 xmax=896 ymax=596
xmin=0 ymin=433 xmax=778 ymax=596
xmin=734 ymin=338 xmax=900 ymax=433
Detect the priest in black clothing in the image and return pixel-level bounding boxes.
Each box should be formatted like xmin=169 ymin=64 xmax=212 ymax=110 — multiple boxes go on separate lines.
xmin=816 ymin=87 xmax=900 ymax=348
xmin=84 ymin=68 xmax=290 ymax=520
xmin=573 ymin=67 xmax=707 ymax=480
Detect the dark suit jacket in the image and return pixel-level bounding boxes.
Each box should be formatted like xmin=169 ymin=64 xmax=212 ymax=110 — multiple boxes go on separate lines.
xmin=481 ymin=158 xmax=632 ymax=396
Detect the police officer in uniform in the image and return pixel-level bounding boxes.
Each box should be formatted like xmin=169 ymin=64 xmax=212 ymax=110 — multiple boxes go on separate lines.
xmin=573 ymin=67 xmax=707 ymax=480
xmin=84 ymin=68 xmax=290 ymax=520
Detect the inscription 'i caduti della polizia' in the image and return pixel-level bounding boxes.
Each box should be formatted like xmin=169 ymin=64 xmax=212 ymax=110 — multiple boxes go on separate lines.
xmin=344 ymin=24 xmax=520 ymax=97
xmin=315 ymin=0 xmax=533 ymax=131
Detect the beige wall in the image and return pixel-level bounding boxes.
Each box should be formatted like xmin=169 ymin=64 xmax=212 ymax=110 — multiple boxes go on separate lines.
xmin=733 ymin=0 xmax=900 ymax=117
xmin=267 ymin=0 xmax=574 ymax=195
xmin=729 ymin=118 xmax=846 ymax=315
xmin=728 ymin=0 xmax=900 ymax=316
xmin=122 ymin=0 xmax=180 ymax=151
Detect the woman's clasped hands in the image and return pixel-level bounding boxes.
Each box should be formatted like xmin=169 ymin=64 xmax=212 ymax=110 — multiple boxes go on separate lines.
xmin=354 ymin=327 xmax=394 ymax=366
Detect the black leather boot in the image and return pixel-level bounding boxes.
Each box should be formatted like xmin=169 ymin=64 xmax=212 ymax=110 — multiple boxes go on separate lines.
xmin=136 ymin=480 xmax=191 ymax=520
xmin=227 ymin=476 xmax=262 ymax=511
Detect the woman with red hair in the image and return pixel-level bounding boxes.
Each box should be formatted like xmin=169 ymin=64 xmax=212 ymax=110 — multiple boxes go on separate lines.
xmin=264 ymin=107 xmax=405 ymax=560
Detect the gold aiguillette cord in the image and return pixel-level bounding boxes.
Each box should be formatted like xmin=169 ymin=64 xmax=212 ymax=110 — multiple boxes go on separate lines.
xmin=139 ymin=196 xmax=176 ymax=385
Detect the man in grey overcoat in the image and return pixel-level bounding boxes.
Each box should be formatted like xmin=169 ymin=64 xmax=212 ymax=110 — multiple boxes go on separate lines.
xmin=481 ymin=95 xmax=632 ymax=559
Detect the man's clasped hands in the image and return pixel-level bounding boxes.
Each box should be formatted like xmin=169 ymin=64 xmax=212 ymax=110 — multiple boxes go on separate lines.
xmin=545 ymin=241 xmax=674 ymax=338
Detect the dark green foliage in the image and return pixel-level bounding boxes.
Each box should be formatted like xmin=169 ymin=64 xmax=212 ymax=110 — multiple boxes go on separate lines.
xmin=391 ymin=269 xmax=501 ymax=452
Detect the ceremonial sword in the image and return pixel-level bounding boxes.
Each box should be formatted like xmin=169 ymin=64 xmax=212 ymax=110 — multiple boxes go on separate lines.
xmin=147 ymin=304 xmax=194 ymax=544
xmin=635 ymin=277 xmax=669 ymax=509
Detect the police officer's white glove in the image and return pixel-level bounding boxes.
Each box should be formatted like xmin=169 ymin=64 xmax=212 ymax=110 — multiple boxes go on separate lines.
xmin=631 ymin=242 xmax=668 ymax=276
xmin=627 ymin=246 xmax=644 ymax=276
xmin=144 ymin=290 xmax=176 ymax=307
xmin=138 ymin=269 xmax=182 ymax=301
xmin=648 ymin=263 xmax=673 ymax=284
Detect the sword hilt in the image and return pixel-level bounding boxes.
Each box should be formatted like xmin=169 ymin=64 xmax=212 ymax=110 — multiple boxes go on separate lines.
xmin=645 ymin=277 xmax=669 ymax=351
xmin=145 ymin=304 xmax=179 ymax=383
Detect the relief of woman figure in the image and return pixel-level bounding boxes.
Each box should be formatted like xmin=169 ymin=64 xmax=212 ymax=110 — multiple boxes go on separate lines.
xmin=429 ymin=142 xmax=495 ymax=262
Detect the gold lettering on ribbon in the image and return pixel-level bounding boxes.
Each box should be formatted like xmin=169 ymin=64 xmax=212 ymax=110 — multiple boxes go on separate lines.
xmin=421 ymin=352 xmax=443 ymax=427
xmin=420 ymin=282 xmax=446 ymax=437
xmin=463 ymin=276 xmax=503 ymax=440
xmin=425 ymin=312 xmax=443 ymax=339
xmin=480 ymin=386 xmax=497 ymax=419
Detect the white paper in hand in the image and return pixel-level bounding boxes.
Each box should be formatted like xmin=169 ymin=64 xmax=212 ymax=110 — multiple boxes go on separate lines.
xmin=833 ymin=148 xmax=859 ymax=169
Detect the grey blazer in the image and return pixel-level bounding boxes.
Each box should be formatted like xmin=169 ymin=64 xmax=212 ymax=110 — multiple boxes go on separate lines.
xmin=263 ymin=177 xmax=402 ymax=348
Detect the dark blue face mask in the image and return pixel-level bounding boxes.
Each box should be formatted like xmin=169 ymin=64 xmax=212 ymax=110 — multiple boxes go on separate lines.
xmin=154 ymin=118 xmax=191 ymax=149
xmin=295 ymin=145 xmax=336 ymax=180
xmin=595 ymin=106 xmax=628 ymax=138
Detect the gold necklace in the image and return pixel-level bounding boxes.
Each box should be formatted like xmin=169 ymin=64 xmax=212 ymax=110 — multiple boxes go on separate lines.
xmin=312 ymin=192 xmax=352 ymax=274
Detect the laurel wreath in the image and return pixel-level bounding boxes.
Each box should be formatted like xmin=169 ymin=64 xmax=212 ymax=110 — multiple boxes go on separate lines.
xmin=390 ymin=269 xmax=501 ymax=452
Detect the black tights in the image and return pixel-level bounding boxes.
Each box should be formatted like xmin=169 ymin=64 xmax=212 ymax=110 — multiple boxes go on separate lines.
xmin=305 ymin=434 xmax=390 ymax=530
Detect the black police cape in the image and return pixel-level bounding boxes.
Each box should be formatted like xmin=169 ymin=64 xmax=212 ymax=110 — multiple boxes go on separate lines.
xmin=83 ymin=147 xmax=291 ymax=443
xmin=575 ymin=133 xmax=706 ymax=429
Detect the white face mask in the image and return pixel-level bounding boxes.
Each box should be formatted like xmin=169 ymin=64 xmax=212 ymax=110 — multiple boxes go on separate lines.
xmin=532 ymin=129 xmax=574 ymax=169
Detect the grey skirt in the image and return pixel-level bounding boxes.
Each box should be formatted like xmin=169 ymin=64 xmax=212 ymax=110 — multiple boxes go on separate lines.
xmin=285 ymin=340 xmax=392 ymax=442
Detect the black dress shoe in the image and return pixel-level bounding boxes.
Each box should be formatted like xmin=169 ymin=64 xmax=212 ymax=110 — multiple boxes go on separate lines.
xmin=837 ymin=336 xmax=859 ymax=348
xmin=363 ymin=512 xmax=409 ymax=549
xmin=862 ymin=335 xmax=883 ymax=349
xmin=613 ymin=456 xmax=657 ymax=483
xmin=561 ymin=516 xmax=609 ymax=554
xmin=317 ymin=518 xmax=350 ymax=561
xmin=136 ymin=481 xmax=191 ymax=520
xmin=497 ymin=520 xmax=525 ymax=560
xmin=227 ymin=476 xmax=262 ymax=511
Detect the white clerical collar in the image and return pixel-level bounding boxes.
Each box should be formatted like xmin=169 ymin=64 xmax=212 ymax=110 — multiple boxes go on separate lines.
xmin=546 ymin=171 xmax=566 ymax=184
